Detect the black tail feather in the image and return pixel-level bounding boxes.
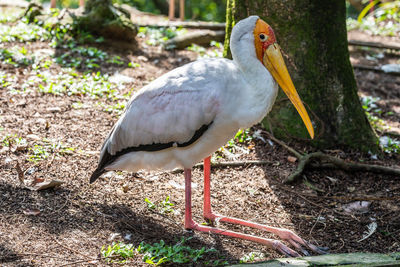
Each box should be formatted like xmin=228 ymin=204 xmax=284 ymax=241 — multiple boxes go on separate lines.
xmin=90 ymin=149 xmax=114 ymax=184
xmin=90 ymin=168 xmax=106 ymax=184
xmin=90 ymin=122 xmax=213 ymax=183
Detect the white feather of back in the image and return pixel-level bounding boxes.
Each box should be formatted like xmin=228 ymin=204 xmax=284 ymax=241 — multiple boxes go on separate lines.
xmin=97 ymin=15 xmax=279 ymax=172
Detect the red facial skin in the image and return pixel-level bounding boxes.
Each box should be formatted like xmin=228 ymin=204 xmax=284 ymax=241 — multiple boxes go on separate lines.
xmin=254 ymin=19 xmax=277 ymax=63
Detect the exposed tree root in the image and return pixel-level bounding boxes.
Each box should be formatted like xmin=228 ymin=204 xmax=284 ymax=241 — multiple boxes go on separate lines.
xmin=285 ymin=151 xmax=400 ymax=183
xmin=263 ymin=132 xmax=400 ymax=183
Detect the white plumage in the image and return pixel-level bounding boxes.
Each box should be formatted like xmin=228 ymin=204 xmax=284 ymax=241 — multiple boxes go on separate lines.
xmin=92 ymin=16 xmax=278 ymax=177
xmin=89 ymin=16 xmax=322 ymax=257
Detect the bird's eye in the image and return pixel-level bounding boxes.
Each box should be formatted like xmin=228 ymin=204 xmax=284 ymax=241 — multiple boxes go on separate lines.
xmin=259 ymin=33 xmax=268 ymax=42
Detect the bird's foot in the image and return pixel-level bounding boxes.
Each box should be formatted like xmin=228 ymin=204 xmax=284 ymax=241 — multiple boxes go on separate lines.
xmin=186 ymin=218 xmax=301 ymax=257
xmin=202 ymin=212 xmax=328 ymax=256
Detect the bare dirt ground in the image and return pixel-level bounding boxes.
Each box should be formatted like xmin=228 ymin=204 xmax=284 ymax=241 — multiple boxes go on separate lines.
xmin=1 ymin=9 xmax=400 ymax=266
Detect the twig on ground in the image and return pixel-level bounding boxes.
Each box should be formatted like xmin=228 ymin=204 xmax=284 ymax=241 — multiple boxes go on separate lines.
xmin=51 ymin=236 xmax=97 ymax=260
xmin=59 ymin=259 xmax=97 ymax=266
xmin=328 ymin=195 xmax=400 ymax=201
xmin=170 ymin=159 xmax=272 ymax=173
xmin=278 ymin=186 xmax=358 ymax=219
xmin=279 ymin=187 xmax=325 ymax=210
xmin=309 ymin=209 xmax=325 ymax=236
xmin=9 ymin=252 xmax=81 ymax=261
xmin=263 ymin=131 xmax=303 ymax=159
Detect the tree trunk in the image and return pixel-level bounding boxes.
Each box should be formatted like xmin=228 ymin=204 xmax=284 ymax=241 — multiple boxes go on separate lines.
xmin=225 ymin=0 xmax=380 ymax=153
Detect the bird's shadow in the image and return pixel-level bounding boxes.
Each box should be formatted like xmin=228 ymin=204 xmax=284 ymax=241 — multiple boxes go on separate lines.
xmin=0 ymin=181 xmax=234 ymax=264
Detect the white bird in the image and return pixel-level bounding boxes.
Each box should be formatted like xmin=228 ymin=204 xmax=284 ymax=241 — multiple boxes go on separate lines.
xmin=90 ymin=16 xmax=325 ymax=256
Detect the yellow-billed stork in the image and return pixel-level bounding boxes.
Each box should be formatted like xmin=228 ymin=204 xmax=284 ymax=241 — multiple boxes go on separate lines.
xmin=90 ymin=16 xmax=325 ymax=256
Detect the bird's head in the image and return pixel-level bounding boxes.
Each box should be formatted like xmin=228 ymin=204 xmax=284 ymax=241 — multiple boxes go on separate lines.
xmin=253 ymin=18 xmax=314 ymax=139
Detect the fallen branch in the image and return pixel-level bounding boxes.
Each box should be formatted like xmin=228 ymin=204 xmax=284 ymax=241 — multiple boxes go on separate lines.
xmin=348 ymin=39 xmax=400 ymax=51
xmin=165 ymin=30 xmax=225 ymax=49
xmin=353 ymin=64 xmax=400 ymax=76
xmin=135 ymin=21 xmax=226 ymax=31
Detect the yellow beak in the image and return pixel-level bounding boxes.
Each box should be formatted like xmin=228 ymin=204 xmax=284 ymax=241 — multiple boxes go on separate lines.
xmin=263 ymin=43 xmax=314 ymax=139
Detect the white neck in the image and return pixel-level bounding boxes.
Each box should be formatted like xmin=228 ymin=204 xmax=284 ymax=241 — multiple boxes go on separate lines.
xmin=230 ymin=16 xmax=279 ymax=126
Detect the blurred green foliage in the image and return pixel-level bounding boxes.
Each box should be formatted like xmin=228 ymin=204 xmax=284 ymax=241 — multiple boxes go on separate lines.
xmin=184 ymin=0 xmax=226 ymax=22
xmin=346 ymin=0 xmax=400 ymax=36
xmin=115 ymin=0 xmax=226 ymax=22
xmin=38 ymin=0 xmax=226 ymax=22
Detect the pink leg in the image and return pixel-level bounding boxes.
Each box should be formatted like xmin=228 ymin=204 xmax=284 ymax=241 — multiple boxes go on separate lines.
xmin=184 ymin=166 xmax=300 ymax=257
xmin=203 ymin=156 xmax=212 ymax=219
xmin=201 ymin=157 xmax=327 ymax=255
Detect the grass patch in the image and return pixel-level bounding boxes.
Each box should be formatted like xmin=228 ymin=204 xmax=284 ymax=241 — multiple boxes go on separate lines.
xmin=27 ymin=139 xmax=74 ymax=163
xmin=186 ymin=41 xmax=223 ymax=59
xmin=101 ymin=238 xmax=225 ymax=265
xmin=0 ymin=21 xmax=50 ymax=42
xmin=138 ymin=26 xmax=186 ymax=47
xmin=35 ymin=70 xmax=121 ymax=99
xmin=240 ymin=251 xmax=265 ymax=263
xmin=0 ymin=47 xmax=35 ymax=67
xmin=145 ymin=196 xmax=175 ymax=214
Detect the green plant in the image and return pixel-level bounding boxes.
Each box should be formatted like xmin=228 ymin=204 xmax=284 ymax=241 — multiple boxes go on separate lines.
xmin=1 ymin=134 xmax=17 ymax=147
xmin=55 ymin=46 xmax=108 ymax=69
xmin=101 ymin=242 xmax=135 ymax=263
xmin=28 ymin=144 xmax=49 ymax=162
xmin=137 ymin=237 xmax=216 ymax=265
xmin=138 ymin=26 xmax=186 ymax=47
xmin=0 ymin=22 xmax=51 ymax=43
xmin=0 ymin=47 xmax=35 ymax=67
xmin=144 ymin=197 xmax=156 ymax=210
xmin=360 ymin=96 xmax=399 ymax=154
xmin=27 ymin=139 xmax=75 ymax=163
xmin=36 ymin=70 xmax=120 ymax=99
xmin=234 ymin=128 xmax=252 ymax=143
xmin=0 ymin=9 xmax=22 ymax=23
xmin=101 ymin=101 xmax=127 ymax=115
xmin=145 ymin=196 xmax=175 ymax=214
xmin=112 ymin=0 xmax=226 ymax=22
xmin=379 ymin=136 xmax=400 ymax=154
xmin=0 ymin=72 xmax=10 ymax=88
xmin=216 ymin=128 xmax=254 ymax=158
xmin=159 ymin=196 xmax=174 ymax=214
xmin=186 ymin=42 xmax=223 ymax=59
xmin=186 ymin=43 xmax=206 ymax=54
xmin=347 ymin=0 xmax=400 ymax=36
xmin=106 ymin=55 xmax=125 ymax=65
xmin=361 ymin=96 xmax=388 ymax=132
xmin=128 ymin=62 xmax=141 ymax=68
xmin=100 ymin=238 xmax=221 ymax=265
xmin=239 ymin=251 xmax=265 ymax=263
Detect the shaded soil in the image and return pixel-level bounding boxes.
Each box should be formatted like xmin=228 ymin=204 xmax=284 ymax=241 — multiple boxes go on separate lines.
xmin=1 ymin=12 xmax=400 ymax=267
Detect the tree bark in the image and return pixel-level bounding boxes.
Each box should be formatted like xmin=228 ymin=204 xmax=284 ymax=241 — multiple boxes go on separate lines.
xmin=224 ymin=0 xmax=380 ymax=153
